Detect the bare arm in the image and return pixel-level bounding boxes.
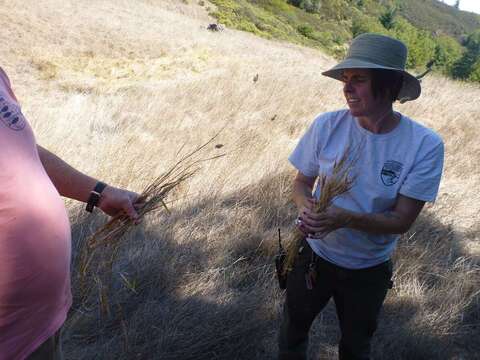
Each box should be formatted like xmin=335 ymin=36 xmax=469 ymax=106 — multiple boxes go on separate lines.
xmin=341 ymin=195 xmax=424 ymax=234
xmin=37 ymin=145 xmax=140 ymax=219
xmin=292 ymin=171 xmax=317 ymax=210
xmin=293 ymin=166 xmax=425 ymax=236
xmin=301 ymin=194 xmax=425 ymax=236
xmin=37 ymin=145 xmax=96 ymax=202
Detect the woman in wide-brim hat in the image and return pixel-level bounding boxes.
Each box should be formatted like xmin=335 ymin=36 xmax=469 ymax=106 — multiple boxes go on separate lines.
xmin=278 ymin=33 xmax=444 ymax=360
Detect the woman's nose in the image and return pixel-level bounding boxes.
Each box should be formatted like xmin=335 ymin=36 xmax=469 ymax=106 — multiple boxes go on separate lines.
xmin=343 ymin=81 xmax=353 ymax=93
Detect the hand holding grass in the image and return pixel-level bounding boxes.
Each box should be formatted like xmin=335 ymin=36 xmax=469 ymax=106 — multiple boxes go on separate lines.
xmin=283 ymin=149 xmax=358 ymax=275
xmin=300 ymin=203 xmax=351 ymax=238
xmin=97 ymin=186 xmax=143 ymax=223
xmin=78 ymin=132 xmax=226 ymax=312
xmin=295 ymin=196 xmax=315 ymax=235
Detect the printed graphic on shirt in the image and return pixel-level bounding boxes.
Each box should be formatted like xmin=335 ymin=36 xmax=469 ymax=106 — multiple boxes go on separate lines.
xmin=380 ymin=160 xmax=403 ymax=186
xmin=0 ymin=96 xmax=26 ymax=131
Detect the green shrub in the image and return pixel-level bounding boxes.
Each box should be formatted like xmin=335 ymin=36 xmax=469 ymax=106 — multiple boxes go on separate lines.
xmin=379 ymin=7 xmax=397 ymax=30
xmin=262 ymin=0 xmax=291 ymax=12
xmin=452 ymin=52 xmax=477 ymax=79
xmin=433 ymin=35 xmax=464 ymax=75
xmin=304 ymin=0 xmax=322 ymax=13
xmin=467 ymin=59 xmax=480 ymax=82
xmin=464 ymin=30 xmax=480 ymax=52
xmin=322 ymin=0 xmax=350 ymax=20
xmin=287 ymin=0 xmax=321 ymax=13
xmin=390 ymin=17 xmax=436 ymax=69
xmin=452 ymin=30 xmax=480 ymax=80
xmin=287 ymin=0 xmax=301 ymax=7
xmin=297 ymin=24 xmax=314 ymax=38
xmin=352 ymin=13 xmax=386 ymax=37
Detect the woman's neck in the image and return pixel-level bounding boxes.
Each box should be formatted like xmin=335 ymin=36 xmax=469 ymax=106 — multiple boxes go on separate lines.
xmin=357 ymin=106 xmax=399 ymax=134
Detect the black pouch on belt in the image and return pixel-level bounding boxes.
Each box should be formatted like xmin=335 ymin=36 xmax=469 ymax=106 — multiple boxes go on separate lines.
xmin=275 ymin=228 xmax=287 ymax=289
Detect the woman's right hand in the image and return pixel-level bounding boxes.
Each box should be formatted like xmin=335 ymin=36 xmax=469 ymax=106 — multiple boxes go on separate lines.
xmin=296 ymin=197 xmax=318 ymax=235
xmin=292 ymin=171 xmax=318 ymax=236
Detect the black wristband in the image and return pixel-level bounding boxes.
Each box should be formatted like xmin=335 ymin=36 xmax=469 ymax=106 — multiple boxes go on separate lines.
xmin=85 ymin=181 xmax=107 ymax=213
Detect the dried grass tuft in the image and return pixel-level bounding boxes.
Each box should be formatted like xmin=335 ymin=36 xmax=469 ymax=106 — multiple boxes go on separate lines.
xmin=282 ymin=148 xmax=358 ymax=275
xmin=78 ymin=134 xmax=225 ymax=311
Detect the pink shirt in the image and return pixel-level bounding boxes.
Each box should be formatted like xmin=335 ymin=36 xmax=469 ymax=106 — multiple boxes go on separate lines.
xmin=0 ymin=69 xmax=72 ymax=360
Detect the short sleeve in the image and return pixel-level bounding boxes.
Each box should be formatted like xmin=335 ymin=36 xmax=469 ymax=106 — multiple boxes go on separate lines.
xmin=0 ymin=68 xmax=19 ymax=103
xmin=0 ymin=68 xmax=12 ymax=87
xmin=399 ymin=140 xmax=444 ymax=202
xmin=288 ymin=116 xmax=323 ymax=177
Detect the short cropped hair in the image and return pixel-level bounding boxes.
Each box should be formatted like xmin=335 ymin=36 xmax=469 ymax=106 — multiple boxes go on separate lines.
xmin=370 ymin=69 xmax=404 ymax=102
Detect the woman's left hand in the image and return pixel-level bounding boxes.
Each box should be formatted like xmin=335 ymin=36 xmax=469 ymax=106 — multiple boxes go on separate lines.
xmin=305 ymin=205 xmax=351 ymax=239
xmin=97 ymin=185 xmax=142 ymax=223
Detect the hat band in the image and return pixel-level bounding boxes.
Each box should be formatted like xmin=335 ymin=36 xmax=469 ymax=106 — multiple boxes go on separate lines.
xmin=345 ymin=55 xmax=405 ymax=71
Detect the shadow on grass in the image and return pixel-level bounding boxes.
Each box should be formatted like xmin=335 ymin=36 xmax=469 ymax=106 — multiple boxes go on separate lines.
xmin=310 ymin=212 xmax=480 ymax=360
xmin=63 ymin=173 xmax=480 ymax=360
xmin=63 ymin=171 xmax=295 ymax=360
xmin=372 ymin=213 xmax=480 ymax=360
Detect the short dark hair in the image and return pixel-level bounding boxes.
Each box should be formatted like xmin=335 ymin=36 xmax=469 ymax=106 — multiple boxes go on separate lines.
xmin=370 ymin=69 xmax=404 ymax=102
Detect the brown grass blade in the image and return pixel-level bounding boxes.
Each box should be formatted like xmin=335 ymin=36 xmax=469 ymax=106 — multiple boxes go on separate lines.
xmin=282 ymin=146 xmax=358 ymax=275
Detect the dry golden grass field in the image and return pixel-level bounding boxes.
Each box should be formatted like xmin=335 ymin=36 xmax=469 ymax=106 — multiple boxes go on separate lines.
xmin=2 ymin=0 xmax=480 ymax=358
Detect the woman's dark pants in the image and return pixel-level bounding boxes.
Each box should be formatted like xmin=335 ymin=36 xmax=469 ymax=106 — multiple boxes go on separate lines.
xmin=278 ymin=241 xmax=392 ymax=360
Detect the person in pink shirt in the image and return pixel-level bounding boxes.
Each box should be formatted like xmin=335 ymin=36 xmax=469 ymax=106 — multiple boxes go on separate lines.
xmin=0 ymin=67 xmax=141 ymax=360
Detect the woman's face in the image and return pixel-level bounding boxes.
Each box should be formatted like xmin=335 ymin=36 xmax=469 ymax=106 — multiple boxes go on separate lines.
xmin=341 ymin=68 xmax=388 ymax=118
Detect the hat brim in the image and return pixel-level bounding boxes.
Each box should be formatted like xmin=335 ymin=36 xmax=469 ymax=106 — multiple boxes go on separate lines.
xmin=321 ymin=58 xmax=421 ymax=102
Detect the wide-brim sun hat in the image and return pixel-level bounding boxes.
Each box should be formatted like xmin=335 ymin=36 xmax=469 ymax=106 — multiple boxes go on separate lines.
xmin=322 ymin=33 xmax=421 ymax=103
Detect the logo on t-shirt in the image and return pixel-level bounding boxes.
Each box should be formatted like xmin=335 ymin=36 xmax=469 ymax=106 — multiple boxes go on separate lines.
xmin=381 ymin=160 xmax=403 ymax=186
xmin=0 ymin=96 xmax=26 ymax=131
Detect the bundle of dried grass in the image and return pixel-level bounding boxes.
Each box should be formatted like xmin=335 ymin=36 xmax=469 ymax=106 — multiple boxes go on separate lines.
xmin=78 ymin=134 xmax=225 ymax=311
xmin=282 ymin=149 xmax=357 ymax=275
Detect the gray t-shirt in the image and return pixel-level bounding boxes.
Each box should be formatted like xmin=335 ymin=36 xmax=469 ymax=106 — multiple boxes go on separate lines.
xmin=289 ymin=109 xmax=444 ymax=269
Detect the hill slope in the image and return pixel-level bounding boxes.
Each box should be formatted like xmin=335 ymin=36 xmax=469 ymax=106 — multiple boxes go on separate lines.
xmin=209 ymin=0 xmax=480 ymax=80
xmin=1 ymin=0 xmax=479 ymax=358
xmin=400 ymin=0 xmax=480 ymax=39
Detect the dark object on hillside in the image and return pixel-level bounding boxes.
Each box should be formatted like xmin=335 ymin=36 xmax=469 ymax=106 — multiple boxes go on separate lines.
xmin=207 ymin=23 xmax=224 ymax=32
xmin=253 ymin=73 xmax=259 ymax=83
xmin=271 ymin=114 xmax=277 ymax=121
xmin=215 ymin=144 xmax=224 ymax=149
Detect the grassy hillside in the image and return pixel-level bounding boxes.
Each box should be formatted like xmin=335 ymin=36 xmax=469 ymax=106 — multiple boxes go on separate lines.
xmin=2 ymin=0 xmax=480 ymax=359
xmin=207 ymin=0 xmax=351 ymax=56
xmin=400 ymin=0 xmax=480 ymax=39
xmin=208 ymin=0 xmax=480 ymax=80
